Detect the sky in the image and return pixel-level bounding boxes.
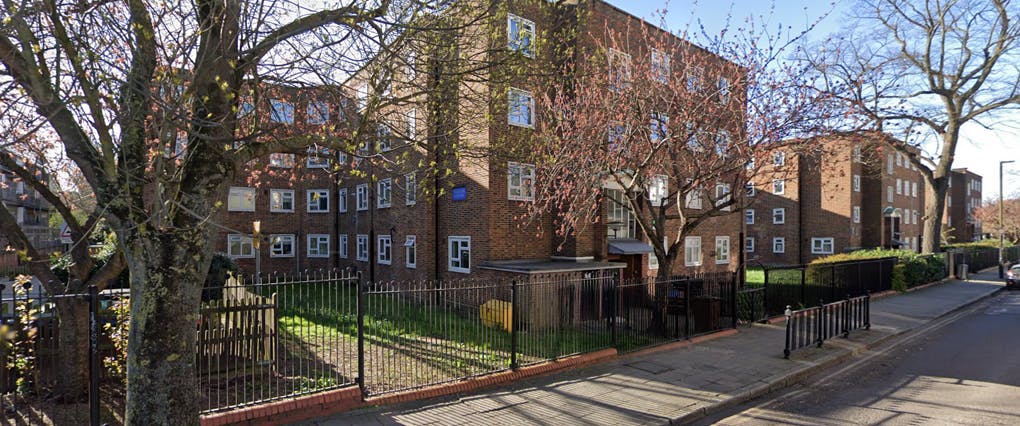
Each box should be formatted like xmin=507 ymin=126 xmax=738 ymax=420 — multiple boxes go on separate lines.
xmin=606 ymin=0 xmax=1020 ymax=200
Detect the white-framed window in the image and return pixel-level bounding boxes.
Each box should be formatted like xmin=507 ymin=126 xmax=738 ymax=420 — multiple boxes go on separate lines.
xmin=270 ymin=99 xmax=294 ymax=124
xmin=270 ymin=189 xmax=294 ymax=213
xmin=715 ymin=79 xmax=731 ymax=106
xmin=228 ymin=187 xmax=255 ymax=212
xmin=853 ymin=175 xmax=861 ymax=192
xmin=607 ymin=122 xmax=628 ymax=151
xmin=307 ymin=101 xmax=329 ymax=125
xmin=339 ymin=234 xmax=349 ymax=258
xmin=896 ymin=178 xmax=902 ymax=195
xmin=773 ymin=237 xmax=785 ymax=254
xmin=686 ymin=65 xmax=703 ymax=92
xmin=377 ymin=179 xmax=392 ymax=208
xmin=715 ymin=236 xmax=730 ymax=264
xmin=405 ymin=235 xmax=417 ymax=268
xmin=715 ymin=183 xmax=732 ymax=211
xmin=338 ymin=188 xmax=348 ymax=213
xmin=305 ymin=189 xmax=329 ymax=213
xmin=887 ymin=153 xmax=894 ymax=174
xmin=896 ymin=152 xmax=903 ymax=167
xmin=811 ymin=237 xmax=834 ymax=254
xmin=356 ymin=184 xmax=369 ymax=211
xmin=912 ymin=182 xmax=918 ymax=197
xmin=773 ymin=208 xmax=785 ymax=224
xmin=650 ymin=112 xmax=669 ymax=143
xmin=913 ymin=210 xmax=919 ymax=224
xmin=685 ymin=185 xmax=703 ymax=210
xmin=508 ymin=162 xmax=536 ymax=201
xmin=745 ymin=237 xmax=755 ymax=253
xmin=608 ymin=48 xmax=632 ymax=92
xmin=238 ymin=101 xmax=255 ymax=118
xmin=853 ymin=206 xmax=861 ymax=223
xmin=508 ymin=88 xmax=535 ymax=128
xmin=376 ymin=124 xmax=392 ymax=152
xmin=377 ymin=235 xmax=392 ymax=265
xmin=406 ymin=173 xmax=417 ymax=205
xmin=745 ymin=209 xmax=755 ymax=225
xmin=227 ymin=234 xmax=254 ymax=258
xmin=685 ymin=121 xmax=701 ymax=151
xmin=852 ymin=145 xmax=862 ymax=162
xmin=648 ymin=250 xmax=659 ymax=270
xmin=650 ymin=49 xmax=670 ymax=83
xmin=648 ymin=175 xmax=668 ymax=206
xmin=904 ymin=209 xmax=911 ymax=225
xmin=772 ymin=179 xmax=785 ymax=195
xmin=507 ymin=14 xmax=535 ymax=57
xmin=306 ymin=147 xmax=330 ymax=168
xmin=449 ymin=236 xmax=471 ymax=273
xmin=715 ymin=131 xmax=730 ymax=156
xmin=684 ymin=236 xmax=702 ymax=266
xmin=356 ymin=234 xmax=369 ymax=261
xmin=270 ymin=153 xmax=295 ymax=168
xmin=307 ymin=234 xmax=329 ymax=258
xmin=887 ymin=185 xmax=894 ymax=202
xmin=269 ymin=234 xmax=295 ymax=258
xmin=773 ymin=151 xmax=786 ymax=166
xmin=745 ymin=183 xmax=756 ymax=197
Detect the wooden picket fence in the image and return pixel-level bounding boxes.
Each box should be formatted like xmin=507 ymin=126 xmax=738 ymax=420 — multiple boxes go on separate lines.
xmin=197 ymin=278 xmax=278 ymax=376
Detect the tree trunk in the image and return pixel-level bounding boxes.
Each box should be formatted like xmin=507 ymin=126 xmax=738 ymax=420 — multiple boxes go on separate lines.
xmin=648 ymin=254 xmax=675 ymax=337
xmin=53 ymin=298 xmax=90 ymax=402
xmin=922 ymin=174 xmax=949 ymax=254
xmin=122 ymin=230 xmax=213 ymax=426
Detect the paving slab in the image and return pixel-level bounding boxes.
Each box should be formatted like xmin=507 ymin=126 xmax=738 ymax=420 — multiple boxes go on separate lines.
xmin=296 ymin=269 xmax=1004 ymax=426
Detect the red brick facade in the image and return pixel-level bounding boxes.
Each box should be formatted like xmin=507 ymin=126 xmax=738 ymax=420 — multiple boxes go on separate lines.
xmin=942 ymin=168 xmax=983 ymax=243
xmin=748 ymin=134 xmax=927 ymax=265
xmin=214 ymin=0 xmax=744 ymax=281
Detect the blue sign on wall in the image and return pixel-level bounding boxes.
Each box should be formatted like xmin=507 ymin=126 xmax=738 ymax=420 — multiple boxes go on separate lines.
xmin=452 ymin=185 xmax=467 ymax=201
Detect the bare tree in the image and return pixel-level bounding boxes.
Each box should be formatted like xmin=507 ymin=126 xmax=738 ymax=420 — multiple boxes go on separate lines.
xmin=528 ymin=12 xmax=842 ymax=281
xmin=0 ymin=0 xmax=500 ymax=423
xmin=805 ymin=0 xmax=1020 ymax=253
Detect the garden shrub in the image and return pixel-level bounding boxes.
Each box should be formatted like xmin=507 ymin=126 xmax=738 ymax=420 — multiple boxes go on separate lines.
xmin=811 ymin=249 xmax=946 ymax=289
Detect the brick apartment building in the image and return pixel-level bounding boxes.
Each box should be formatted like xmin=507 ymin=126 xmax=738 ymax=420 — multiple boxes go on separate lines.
xmin=214 ymin=0 xmax=745 ymax=282
xmin=942 ymin=168 xmax=984 ymax=243
xmin=747 ymin=133 xmax=927 ymax=265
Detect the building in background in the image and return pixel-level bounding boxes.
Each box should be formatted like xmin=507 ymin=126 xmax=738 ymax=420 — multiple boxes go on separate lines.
xmin=0 ymin=163 xmax=57 ymax=253
xmin=942 ymin=168 xmax=983 ymax=243
xmin=746 ymin=132 xmax=927 ymax=265
xmin=216 ymin=0 xmax=745 ymax=282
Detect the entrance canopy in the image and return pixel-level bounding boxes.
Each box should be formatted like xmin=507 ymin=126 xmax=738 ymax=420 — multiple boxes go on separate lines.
xmin=608 ymin=238 xmax=654 ymax=255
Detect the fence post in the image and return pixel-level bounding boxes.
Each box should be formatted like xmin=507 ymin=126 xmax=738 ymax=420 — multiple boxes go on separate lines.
xmin=510 ymin=279 xmax=518 ymax=370
xmin=610 ymin=274 xmax=618 ymax=347
xmin=87 ymin=284 xmax=100 ymax=426
xmin=731 ymin=273 xmax=738 ymax=329
xmin=763 ymin=268 xmax=769 ymax=319
xmin=800 ymin=268 xmax=807 ymax=308
xmin=816 ymin=299 xmax=824 ymax=348
xmin=830 ymin=265 xmax=836 ymax=303
xmin=356 ymin=272 xmax=366 ymax=398
xmin=685 ymin=279 xmax=692 ymax=338
xmin=843 ymin=293 xmax=851 ymax=338
xmin=783 ymin=305 xmax=792 ymax=359
xmin=865 ymin=290 xmax=871 ymax=330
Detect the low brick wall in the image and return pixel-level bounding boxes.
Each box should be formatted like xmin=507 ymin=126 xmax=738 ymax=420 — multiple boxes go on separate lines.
xmin=199 ymin=327 xmax=741 ymax=426
xmin=200 ymin=348 xmax=618 ymax=426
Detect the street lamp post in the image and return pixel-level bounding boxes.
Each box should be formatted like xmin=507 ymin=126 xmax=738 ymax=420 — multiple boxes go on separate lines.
xmin=1000 ymin=160 xmax=1014 ymax=278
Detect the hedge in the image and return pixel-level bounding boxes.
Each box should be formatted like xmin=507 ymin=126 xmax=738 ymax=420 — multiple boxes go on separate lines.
xmin=810 ymin=249 xmax=946 ymax=290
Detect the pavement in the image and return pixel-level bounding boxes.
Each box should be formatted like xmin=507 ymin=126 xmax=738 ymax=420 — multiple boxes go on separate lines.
xmin=297 ymin=268 xmax=1006 ymax=426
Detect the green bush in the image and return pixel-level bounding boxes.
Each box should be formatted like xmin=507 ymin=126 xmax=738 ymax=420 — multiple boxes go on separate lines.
xmin=810 ymin=249 xmax=945 ymax=289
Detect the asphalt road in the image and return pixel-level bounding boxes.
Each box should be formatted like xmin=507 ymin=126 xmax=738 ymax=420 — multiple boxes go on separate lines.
xmin=700 ymin=290 xmax=1020 ymax=426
